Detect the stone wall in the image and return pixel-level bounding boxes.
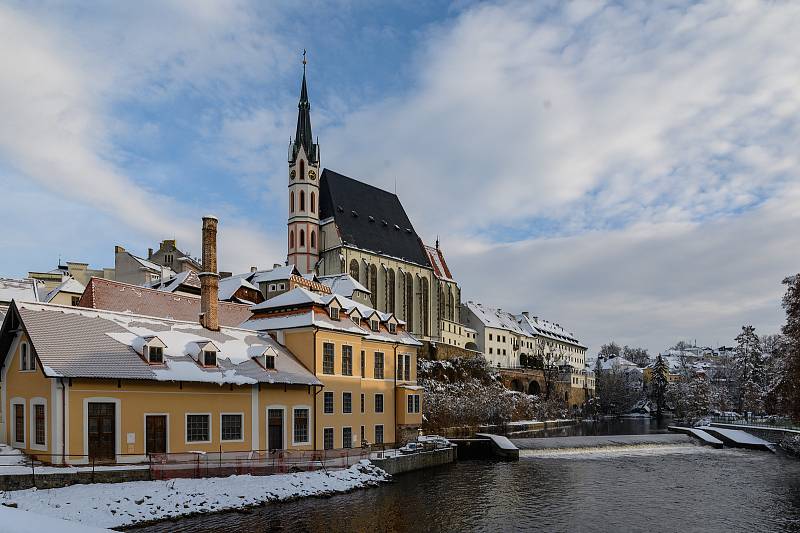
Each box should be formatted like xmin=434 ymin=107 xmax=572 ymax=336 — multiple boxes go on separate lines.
xmin=418 ymin=340 xmax=479 ymax=361
xmin=0 ymin=468 xmax=151 ymax=491
xmin=370 ymin=447 xmax=455 ymax=476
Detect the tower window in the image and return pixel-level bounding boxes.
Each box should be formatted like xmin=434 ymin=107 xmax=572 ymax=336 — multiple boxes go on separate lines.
xmin=300 ymin=160 xmax=305 ymax=179
xmin=289 ymin=230 xmax=295 ymax=249
xmin=311 ymin=191 xmax=316 ymax=213
xmin=300 ymin=191 xmax=305 ymax=211
xmin=310 ymin=230 xmax=316 ymax=249
xmin=290 ymin=191 xmax=295 ymax=213
xmin=299 ymin=229 xmax=305 ymax=247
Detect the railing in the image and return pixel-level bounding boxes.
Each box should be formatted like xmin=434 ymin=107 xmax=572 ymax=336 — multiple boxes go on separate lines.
xmin=709 ymin=415 xmax=800 ymax=431
xmin=0 ymin=443 xmax=397 ymax=487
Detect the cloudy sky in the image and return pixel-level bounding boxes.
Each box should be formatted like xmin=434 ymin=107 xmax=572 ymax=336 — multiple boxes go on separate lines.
xmin=1 ymin=0 xmax=798 ymax=354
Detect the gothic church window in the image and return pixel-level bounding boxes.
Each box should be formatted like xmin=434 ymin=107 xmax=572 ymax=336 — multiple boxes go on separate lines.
xmin=310 ymin=230 xmax=316 ymax=249
xmin=299 ymin=229 xmax=305 ymax=247
xmin=421 ymin=278 xmax=429 ymax=337
xmin=300 ymin=191 xmax=305 ymax=211
xmin=311 ymin=192 xmax=316 ymax=213
xmin=290 ymin=192 xmax=294 ymax=213
xmin=405 ymin=273 xmax=414 ymax=332
xmin=369 ymin=264 xmax=378 ymax=307
xmin=349 ymin=259 xmax=360 ymax=281
xmin=387 ymin=269 xmax=395 ymax=313
xmin=289 ymin=230 xmax=294 ymax=249
xmin=300 ymin=160 xmax=305 ymax=179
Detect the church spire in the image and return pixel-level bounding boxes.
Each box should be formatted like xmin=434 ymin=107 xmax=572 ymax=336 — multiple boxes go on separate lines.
xmin=290 ymin=50 xmax=318 ymax=164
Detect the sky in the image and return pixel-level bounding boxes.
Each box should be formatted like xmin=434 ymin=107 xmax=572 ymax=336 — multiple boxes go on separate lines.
xmin=1 ymin=0 xmax=799 ymax=355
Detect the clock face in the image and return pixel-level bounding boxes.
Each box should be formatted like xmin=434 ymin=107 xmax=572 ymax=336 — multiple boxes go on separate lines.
xmin=290 ymin=169 xmax=296 ymax=179
xmin=309 ymin=169 xmax=317 ymax=180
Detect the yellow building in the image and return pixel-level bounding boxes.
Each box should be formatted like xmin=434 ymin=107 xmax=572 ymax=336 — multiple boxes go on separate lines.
xmin=0 ymin=301 xmax=321 ymax=463
xmin=243 ymin=287 xmax=423 ymax=449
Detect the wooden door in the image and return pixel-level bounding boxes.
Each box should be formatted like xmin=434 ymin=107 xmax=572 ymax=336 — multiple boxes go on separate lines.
xmin=268 ymin=409 xmax=284 ymax=450
xmin=145 ymin=415 xmax=167 ymax=455
xmin=88 ymin=402 xmax=116 ymax=461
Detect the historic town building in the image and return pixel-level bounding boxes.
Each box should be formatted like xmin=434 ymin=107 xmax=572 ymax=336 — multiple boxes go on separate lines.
xmin=284 ymin=64 xmax=461 ymax=342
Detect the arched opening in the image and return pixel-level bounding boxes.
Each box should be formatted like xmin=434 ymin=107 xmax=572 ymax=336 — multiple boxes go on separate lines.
xmin=310 ymin=230 xmax=316 ymax=249
xmin=349 ymin=259 xmax=359 ymax=281
xmin=465 ymin=342 xmax=478 ymax=351
xmin=310 ymin=191 xmax=316 ymax=213
xmin=447 ymin=289 xmax=455 ymax=321
xmin=300 ymin=190 xmax=305 ymax=211
xmin=300 ymin=160 xmax=305 ymax=179
xmin=289 ymin=230 xmax=294 ymax=249
xmin=564 ymin=391 xmax=569 ymax=402
xmin=369 ymin=264 xmax=378 ymax=307
xmin=290 ymin=191 xmax=295 ymax=213
xmin=299 ymin=229 xmax=305 ymax=247
xmin=387 ymin=269 xmax=396 ymax=313
xmin=510 ymin=379 xmax=524 ymax=393
xmin=528 ymin=381 xmax=541 ymax=396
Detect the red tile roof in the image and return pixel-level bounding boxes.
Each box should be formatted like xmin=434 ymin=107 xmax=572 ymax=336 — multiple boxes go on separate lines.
xmin=424 ymin=245 xmax=454 ymax=281
xmin=79 ymin=278 xmax=253 ymax=327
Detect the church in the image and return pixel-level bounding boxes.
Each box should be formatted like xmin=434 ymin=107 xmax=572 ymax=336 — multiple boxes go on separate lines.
xmin=285 ymin=63 xmax=463 ymax=343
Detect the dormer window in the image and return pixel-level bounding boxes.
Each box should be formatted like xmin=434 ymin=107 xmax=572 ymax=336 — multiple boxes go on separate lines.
xmin=389 ymin=323 xmax=397 ymax=334
xmin=264 ymin=354 xmax=275 ymax=369
xmin=202 ymin=350 xmax=217 ymax=367
xmin=370 ymin=320 xmax=379 ymax=332
xmin=147 ymin=346 xmax=164 ymax=364
xmin=352 ymin=316 xmax=361 ymax=327
xmin=329 ymin=307 xmax=340 ymax=320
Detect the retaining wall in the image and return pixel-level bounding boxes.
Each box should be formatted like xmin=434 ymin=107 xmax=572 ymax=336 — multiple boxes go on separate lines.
xmin=0 ymin=468 xmax=151 ymax=491
xmin=370 ymin=447 xmax=455 ymax=476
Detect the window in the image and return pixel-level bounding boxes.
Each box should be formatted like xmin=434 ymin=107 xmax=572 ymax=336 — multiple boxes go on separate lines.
xmin=375 ymin=425 xmax=384 ymax=444
xmin=369 ymin=264 xmax=378 ymax=307
xmin=202 ymin=350 xmax=217 ymax=367
xmin=293 ymin=408 xmax=310 ymax=444
xmin=397 ymin=354 xmax=404 ymax=380
xmin=20 ymin=342 xmax=29 ymax=371
xmin=300 ymin=159 xmax=305 ymax=179
xmin=310 ymin=230 xmax=316 ymax=249
xmin=299 ymin=229 xmax=305 ymax=247
xmin=370 ymin=320 xmax=379 ymax=332
xmin=324 ymin=391 xmax=334 ymax=414
xmin=342 ymin=346 xmax=353 ymax=375
xmin=323 ymin=343 xmax=335 ymax=374
xmin=71 ymin=296 xmax=80 ymax=306
xmin=310 ymin=191 xmax=316 ymax=213
xmin=407 ymin=394 xmax=420 ymax=414
xmin=360 ymin=425 xmax=366 ymax=445
xmin=221 ymin=414 xmax=243 ymax=441
xmin=329 ymin=307 xmax=340 ymax=320
xmin=349 ymin=259 xmax=360 ymax=283
xmin=389 ymin=323 xmax=397 ymax=334
xmin=489 ymin=333 xmax=493 ymax=341
xmin=342 ymin=427 xmax=353 ymax=449
xmin=147 ymin=346 xmax=164 ymax=364
xmin=300 ymin=190 xmax=305 ymax=211
xmin=186 ymin=414 xmax=210 ymax=442
xmin=374 ymin=352 xmax=384 ymax=379
xmin=290 ymin=191 xmax=295 ymax=213
xmin=343 ymin=392 xmax=352 ymax=414
xmin=489 ymin=348 xmax=493 ymax=354
xmin=35 ymin=404 xmax=46 ymax=446
xmin=360 ymin=350 xmax=365 ymax=377
xmin=404 ymin=354 xmax=411 ymax=381
xmin=289 ymin=230 xmax=295 ymax=249
xmin=278 ymin=283 xmax=285 ymax=290
xmin=14 ymin=404 xmax=24 ymax=444
xmin=360 ymin=393 xmax=365 ymax=413
xmin=387 ymin=268 xmax=396 ymax=312
xmin=269 ymin=283 xmax=277 ymax=291
xmin=374 ymin=393 xmax=384 ymax=413
xmin=263 ymin=354 xmax=275 ymax=369
xmin=323 ymin=427 xmax=334 ymax=450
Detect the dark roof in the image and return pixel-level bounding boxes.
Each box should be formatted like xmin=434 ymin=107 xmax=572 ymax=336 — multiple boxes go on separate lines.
xmin=290 ymin=69 xmax=318 ymax=164
xmin=319 ymin=169 xmax=432 ymax=267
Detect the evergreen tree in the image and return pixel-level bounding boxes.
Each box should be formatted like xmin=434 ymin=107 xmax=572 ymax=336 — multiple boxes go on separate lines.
xmin=651 ymin=355 xmax=669 ymax=419
xmin=734 ymin=325 xmax=763 ymax=414
xmin=782 ymin=274 xmax=800 ymax=420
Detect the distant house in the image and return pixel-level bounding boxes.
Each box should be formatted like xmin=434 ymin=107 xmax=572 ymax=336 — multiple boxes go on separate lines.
xmin=43 ymin=278 xmax=85 ymax=306
xmin=146 ymin=270 xmax=202 ymax=296
xmin=114 ymin=246 xmax=175 ymax=286
xmin=317 ymin=273 xmax=371 ymax=305
xmin=146 ymin=239 xmax=201 ymax=274
xmin=29 ymin=261 xmax=114 ymax=289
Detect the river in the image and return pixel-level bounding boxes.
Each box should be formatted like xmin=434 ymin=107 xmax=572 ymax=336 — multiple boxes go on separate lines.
xmin=132 ymin=420 xmax=800 ymax=532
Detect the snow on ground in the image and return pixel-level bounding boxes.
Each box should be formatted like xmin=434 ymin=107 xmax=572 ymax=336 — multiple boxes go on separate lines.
xmin=0 ymin=461 xmax=389 ymax=529
xmin=0 ymin=445 xmax=150 ymax=475
xmin=0 ymin=506 xmax=113 ymax=532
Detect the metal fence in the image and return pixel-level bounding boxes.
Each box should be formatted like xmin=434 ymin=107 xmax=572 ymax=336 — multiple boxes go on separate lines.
xmin=0 ymin=444 xmax=397 ymax=486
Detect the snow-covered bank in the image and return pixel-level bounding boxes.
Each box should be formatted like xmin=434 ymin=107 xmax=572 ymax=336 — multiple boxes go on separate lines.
xmin=0 ymin=506 xmax=114 ymax=532
xmin=0 ymin=461 xmax=389 ymax=529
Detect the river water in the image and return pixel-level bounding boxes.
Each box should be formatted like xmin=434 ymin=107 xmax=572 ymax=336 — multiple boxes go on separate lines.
xmin=133 ymin=420 xmax=800 ymax=532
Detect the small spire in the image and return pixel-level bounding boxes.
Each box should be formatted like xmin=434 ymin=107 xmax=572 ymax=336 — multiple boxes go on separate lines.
xmin=302 ymin=49 xmax=307 ymax=70
xmin=435 ymin=236 xmax=440 ymax=250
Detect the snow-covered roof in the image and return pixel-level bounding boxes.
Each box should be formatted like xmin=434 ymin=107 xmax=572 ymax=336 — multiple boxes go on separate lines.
xmin=250 ymin=265 xmax=298 ymax=284
xmin=464 ymin=301 xmax=526 ymax=335
xmin=145 ymin=270 xmax=201 ymax=293
xmin=317 ymin=274 xmax=370 ymax=298
xmin=516 ymin=313 xmax=584 ymax=347
xmin=243 ymin=287 xmax=419 ymax=346
xmin=44 ymin=278 xmax=85 ymax=302
xmin=1 ymin=301 xmax=320 ymax=386
xmin=0 ymin=278 xmax=41 ymax=304
xmin=423 ymin=245 xmax=454 ymax=281
xmin=130 ymin=252 xmax=174 ymax=276
xmin=597 ymin=355 xmax=642 ymax=372
xmin=218 ymin=276 xmax=259 ymax=301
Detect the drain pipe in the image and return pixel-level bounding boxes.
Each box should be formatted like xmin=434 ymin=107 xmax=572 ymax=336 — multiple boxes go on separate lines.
xmin=60 ymin=377 xmax=66 ymax=465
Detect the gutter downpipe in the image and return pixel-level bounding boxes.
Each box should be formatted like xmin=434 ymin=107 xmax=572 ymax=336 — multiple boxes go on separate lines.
xmin=60 ymin=377 xmax=66 ymax=465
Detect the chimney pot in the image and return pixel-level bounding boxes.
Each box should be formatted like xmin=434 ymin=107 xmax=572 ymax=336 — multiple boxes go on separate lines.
xmin=199 ymin=216 xmax=220 ymax=331
xmin=251 ymin=266 xmax=258 ymax=273
xmin=148 ymin=248 xmax=153 ymax=258
xmin=115 ymin=245 xmax=125 ymax=254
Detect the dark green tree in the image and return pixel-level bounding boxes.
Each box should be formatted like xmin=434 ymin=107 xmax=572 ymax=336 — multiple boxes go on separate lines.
xmin=651 ymin=355 xmax=669 ymax=419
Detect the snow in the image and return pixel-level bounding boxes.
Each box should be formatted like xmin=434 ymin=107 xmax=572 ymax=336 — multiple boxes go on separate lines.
xmin=0 ymin=278 xmax=40 ymax=304
xmin=697 ymin=426 xmax=772 ymax=446
xmin=0 ymin=507 xmax=113 ymax=532
xmin=1 ymin=461 xmax=389 ymax=529
xmin=44 ymin=278 xmax=85 ymax=302
xmin=317 ymin=274 xmax=371 ymax=297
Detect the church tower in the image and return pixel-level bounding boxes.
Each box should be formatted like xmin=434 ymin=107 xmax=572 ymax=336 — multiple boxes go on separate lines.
xmin=287 ymin=53 xmax=321 ymax=274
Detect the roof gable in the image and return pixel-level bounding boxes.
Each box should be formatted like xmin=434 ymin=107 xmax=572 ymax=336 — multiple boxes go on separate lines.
xmin=319 ymin=169 xmax=431 ymax=267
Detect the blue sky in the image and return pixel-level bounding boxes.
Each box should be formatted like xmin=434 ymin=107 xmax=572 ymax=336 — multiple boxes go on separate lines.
xmin=1 ymin=1 xmax=799 ymax=354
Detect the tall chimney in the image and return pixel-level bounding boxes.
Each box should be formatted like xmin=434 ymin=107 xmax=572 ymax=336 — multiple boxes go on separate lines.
xmin=199 ymin=216 xmax=219 ymax=331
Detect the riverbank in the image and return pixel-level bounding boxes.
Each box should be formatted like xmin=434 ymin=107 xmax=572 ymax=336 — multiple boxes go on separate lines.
xmin=0 ymin=461 xmax=388 ymax=529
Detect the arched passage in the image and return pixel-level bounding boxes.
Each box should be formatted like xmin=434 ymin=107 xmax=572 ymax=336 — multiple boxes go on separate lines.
xmin=528 ymin=381 xmax=541 ymax=396
xmin=510 ymin=379 xmax=524 ymax=393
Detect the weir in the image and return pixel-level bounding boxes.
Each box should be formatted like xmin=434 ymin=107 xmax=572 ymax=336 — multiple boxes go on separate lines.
xmin=512 ymin=433 xmax=692 ymax=451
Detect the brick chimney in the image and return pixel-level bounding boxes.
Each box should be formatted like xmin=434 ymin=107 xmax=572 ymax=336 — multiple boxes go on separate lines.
xmin=199 ymin=216 xmax=219 ymax=331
